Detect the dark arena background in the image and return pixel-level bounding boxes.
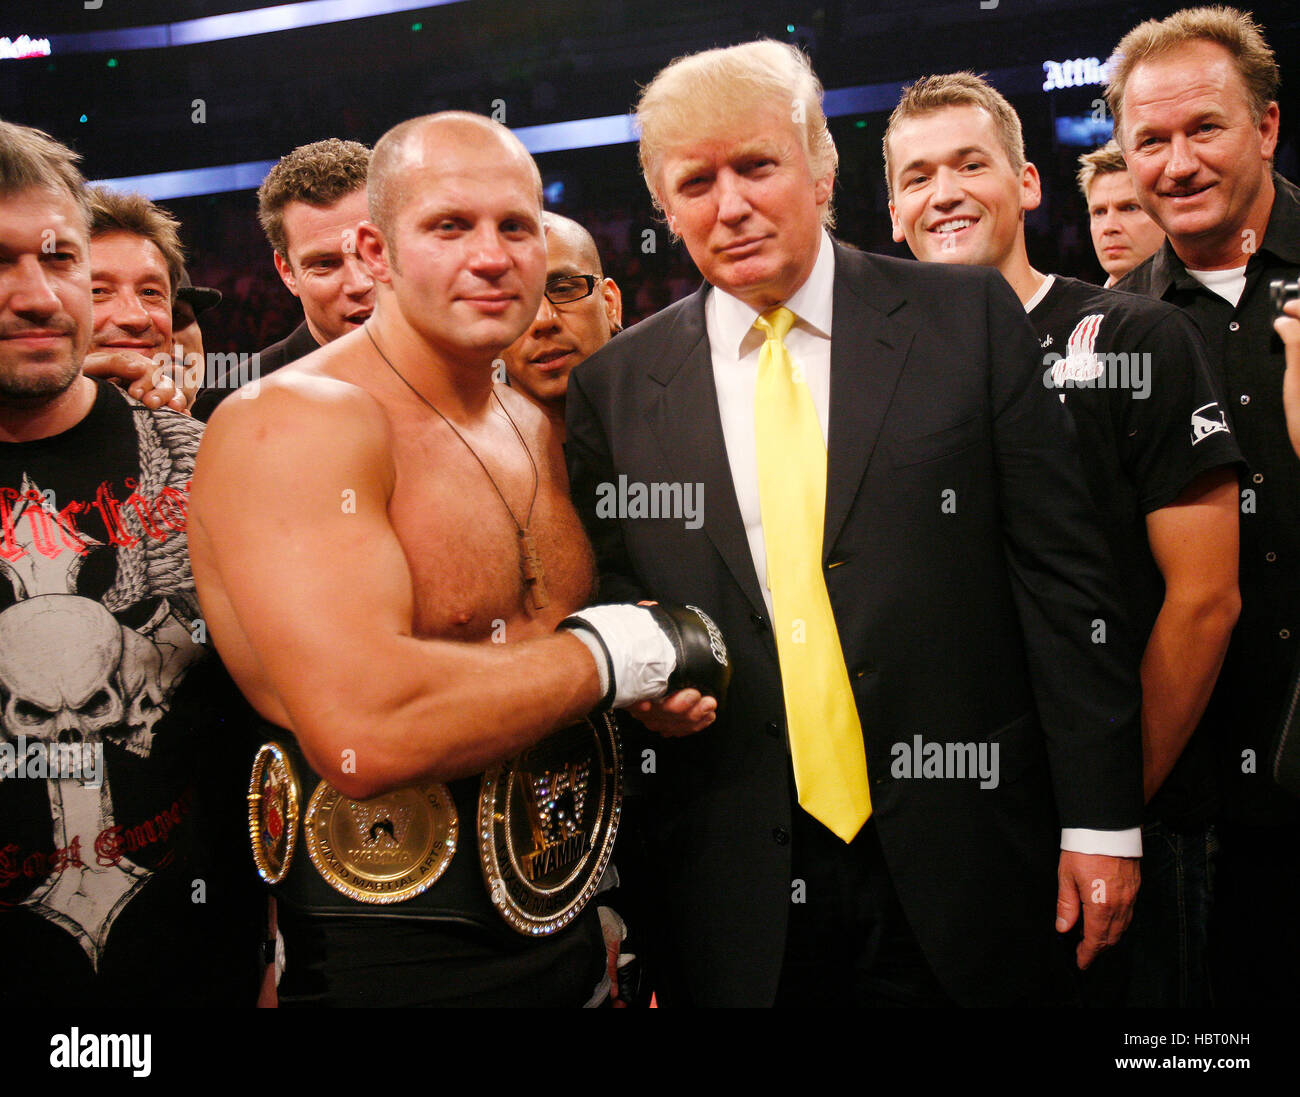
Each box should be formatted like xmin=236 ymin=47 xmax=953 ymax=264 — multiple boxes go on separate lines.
xmin=4 ymin=0 xmax=1296 ymax=351
xmin=1 ymin=0 xmax=1296 ymax=1076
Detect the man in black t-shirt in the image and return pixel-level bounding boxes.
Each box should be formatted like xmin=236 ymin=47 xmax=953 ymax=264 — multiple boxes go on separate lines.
xmin=1105 ymin=7 xmax=1300 ymax=1006
xmin=884 ymin=74 xmax=1243 ymax=1006
xmin=0 ymin=120 xmax=260 ymax=1005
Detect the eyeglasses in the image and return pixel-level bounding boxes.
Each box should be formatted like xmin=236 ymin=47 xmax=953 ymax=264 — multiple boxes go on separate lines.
xmin=544 ymin=274 xmax=602 ymax=305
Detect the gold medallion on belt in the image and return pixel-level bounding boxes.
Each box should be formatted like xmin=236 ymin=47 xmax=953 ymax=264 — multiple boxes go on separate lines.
xmin=478 ymin=713 xmax=623 ymax=936
xmin=303 ymin=781 xmax=458 ymax=904
xmin=248 ymin=742 xmax=301 ymax=885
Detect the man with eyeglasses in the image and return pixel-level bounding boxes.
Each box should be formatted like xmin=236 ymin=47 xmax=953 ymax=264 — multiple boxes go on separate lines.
xmin=503 ymin=213 xmax=639 ymax=1000
xmin=501 ymin=213 xmax=622 ymax=442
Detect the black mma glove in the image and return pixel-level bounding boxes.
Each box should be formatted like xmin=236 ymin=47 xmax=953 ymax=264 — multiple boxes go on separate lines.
xmin=560 ymin=602 xmax=731 ymax=710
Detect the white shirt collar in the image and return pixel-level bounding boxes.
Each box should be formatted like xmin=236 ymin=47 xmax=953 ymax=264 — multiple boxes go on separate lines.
xmin=708 ymin=229 xmax=835 ymax=355
xmin=1023 ymin=272 xmax=1056 ymax=313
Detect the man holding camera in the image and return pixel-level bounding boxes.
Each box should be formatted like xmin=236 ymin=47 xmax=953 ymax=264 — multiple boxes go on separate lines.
xmin=1108 ymin=6 xmax=1300 ymax=1004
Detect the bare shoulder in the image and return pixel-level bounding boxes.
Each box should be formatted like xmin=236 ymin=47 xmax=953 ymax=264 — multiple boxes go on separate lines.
xmin=197 ymin=339 xmax=396 ymax=501
xmin=204 ymin=340 xmax=391 ymax=456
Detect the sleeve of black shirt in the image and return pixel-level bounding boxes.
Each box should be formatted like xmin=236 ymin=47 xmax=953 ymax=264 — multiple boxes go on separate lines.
xmin=1121 ymin=308 xmax=1245 ymax=515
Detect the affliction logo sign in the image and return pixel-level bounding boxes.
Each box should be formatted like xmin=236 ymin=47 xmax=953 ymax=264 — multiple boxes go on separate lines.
xmin=0 ymin=479 xmax=189 ymax=573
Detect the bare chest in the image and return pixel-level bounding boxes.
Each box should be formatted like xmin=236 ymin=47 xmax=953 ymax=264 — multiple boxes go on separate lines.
xmin=385 ymin=415 xmax=594 ymax=642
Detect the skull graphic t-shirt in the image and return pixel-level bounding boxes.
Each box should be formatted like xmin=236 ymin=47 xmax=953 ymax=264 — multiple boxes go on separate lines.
xmin=0 ymin=382 xmax=260 ymax=1005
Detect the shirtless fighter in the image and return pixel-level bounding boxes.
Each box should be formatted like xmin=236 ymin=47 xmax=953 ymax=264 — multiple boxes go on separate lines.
xmin=188 ymin=112 xmax=726 ymax=1007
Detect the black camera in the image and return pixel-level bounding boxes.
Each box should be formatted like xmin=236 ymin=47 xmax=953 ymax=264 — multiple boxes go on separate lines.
xmin=1271 ymin=278 xmax=1300 ymax=318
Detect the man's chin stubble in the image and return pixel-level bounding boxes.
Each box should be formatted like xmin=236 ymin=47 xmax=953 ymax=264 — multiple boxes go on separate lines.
xmin=0 ymin=360 xmax=82 ymax=405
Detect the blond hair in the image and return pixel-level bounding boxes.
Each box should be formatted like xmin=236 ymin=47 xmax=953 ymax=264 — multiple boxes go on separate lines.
xmin=86 ymin=186 xmax=185 ymax=298
xmin=884 ymin=72 xmax=1025 ymax=201
xmin=257 ymin=138 xmax=370 ymax=258
xmin=1076 ymin=139 xmax=1129 ymax=201
xmin=0 ymin=119 xmax=90 ymax=231
xmin=1105 ymin=6 xmax=1279 ymax=144
xmin=636 ymin=39 xmax=838 ymax=228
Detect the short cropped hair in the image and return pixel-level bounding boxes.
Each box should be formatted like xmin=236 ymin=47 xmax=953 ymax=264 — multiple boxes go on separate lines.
xmin=636 ymin=39 xmax=839 ymax=228
xmin=1105 ymin=6 xmax=1279 ymax=143
xmin=884 ymin=72 xmax=1025 ymax=201
xmin=368 ymin=112 xmax=542 ymax=242
xmin=543 ymin=212 xmax=604 ymax=275
xmin=1076 ymin=140 xmax=1129 ymax=201
xmin=0 ymin=119 xmax=91 ymax=231
xmin=86 ymin=186 xmax=185 ymax=298
xmin=257 ymin=138 xmax=370 ymax=258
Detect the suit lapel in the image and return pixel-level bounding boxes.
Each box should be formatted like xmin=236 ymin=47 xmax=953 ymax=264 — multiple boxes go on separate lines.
xmin=645 ymin=249 xmax=917 ymax=610
xmin=648 ymin=289 xmax=769 ymax=620
xmin=823 ymin=245 xmax=915 ymax=558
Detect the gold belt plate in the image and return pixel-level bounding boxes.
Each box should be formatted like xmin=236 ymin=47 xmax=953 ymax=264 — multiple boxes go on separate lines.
xmin=479 ymin=714 xmax=623 ymax=936
xmin=248 ymin=742 xmax=301 ymax=886
xmin=304 ymin=781 xmax=458 ymax=904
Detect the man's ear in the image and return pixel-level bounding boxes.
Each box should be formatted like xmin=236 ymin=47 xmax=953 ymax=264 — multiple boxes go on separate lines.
xmin=356 ymin=221 xmax=392 ymax=283
xmin=273 ymin=250 xmax=300 ymax=299
xmin=1259 ymin=100 xmax=1281 ymax=161
xmin=814 ymin=168 xmax=834 ymax=209
xmin=658 ymin=191 xmax=679 ymax=240
xmin=889 ymin=202 xmax=906 ymax=245
xmin=1021 ymin=161 xmax=1043 ymax=214
xmin=602 ymin=277 xmax=623 ymax=331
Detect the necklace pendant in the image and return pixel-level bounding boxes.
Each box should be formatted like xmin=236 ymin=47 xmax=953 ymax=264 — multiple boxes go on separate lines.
xmin=519 ymin=529 xmax=549 ymax=611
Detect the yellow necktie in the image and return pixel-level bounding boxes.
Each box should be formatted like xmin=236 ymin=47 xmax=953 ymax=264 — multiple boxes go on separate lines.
xmin=753 ymin=307 xmax=870 ymax=843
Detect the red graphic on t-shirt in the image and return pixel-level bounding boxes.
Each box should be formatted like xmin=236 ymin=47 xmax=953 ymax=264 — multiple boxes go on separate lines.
xmin=0 ymin=479 xmax=189 ymax=565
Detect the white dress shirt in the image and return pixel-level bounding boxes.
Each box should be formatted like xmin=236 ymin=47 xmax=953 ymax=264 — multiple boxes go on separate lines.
xmin=708 ymin=230 xmax=835 ymax=620
xmin=703 ymin=230 xmax=1139 ymax=858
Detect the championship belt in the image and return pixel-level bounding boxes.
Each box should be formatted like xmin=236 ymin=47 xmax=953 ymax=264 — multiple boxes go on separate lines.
xmin=303 ymin=781 xmax=458 ymax=905
xmin=247 ymin=715 xmax=622 ymax=933
xmin=247 ymin=742 xmax=301 ymax=885
xmin=478 ymin=712 xmax=623 ymax=936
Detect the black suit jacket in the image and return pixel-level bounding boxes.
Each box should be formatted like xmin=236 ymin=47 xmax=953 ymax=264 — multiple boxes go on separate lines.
xmin=566 ymin=242 xmax=1143 ymax=1006
xmin=193 ymin=320 xmax=320 ymax=422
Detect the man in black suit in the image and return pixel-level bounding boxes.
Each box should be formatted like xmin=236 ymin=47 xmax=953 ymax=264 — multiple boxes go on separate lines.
xmin=194 ymin=139 xmax=373 ymax=420
xmin=565 ymin=39 xmax=1144 ymax=1006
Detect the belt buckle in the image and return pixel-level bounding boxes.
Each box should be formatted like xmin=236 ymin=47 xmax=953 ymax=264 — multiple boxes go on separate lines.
xmin=478 ymin=713 xmax=623 ymax=935
xmin=248 ymin=742 xmax=301 ymax=886
xmin=304 ymin=780 xmax=458 ymax=904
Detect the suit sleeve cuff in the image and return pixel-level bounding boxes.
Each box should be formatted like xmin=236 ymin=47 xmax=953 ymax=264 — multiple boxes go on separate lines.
xmin=1060 ymin=827 xmax=1142 ymax=858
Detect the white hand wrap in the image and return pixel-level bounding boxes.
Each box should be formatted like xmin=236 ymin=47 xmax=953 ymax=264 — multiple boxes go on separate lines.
xmin=561 ymin=604 xmax=678 ymax=710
